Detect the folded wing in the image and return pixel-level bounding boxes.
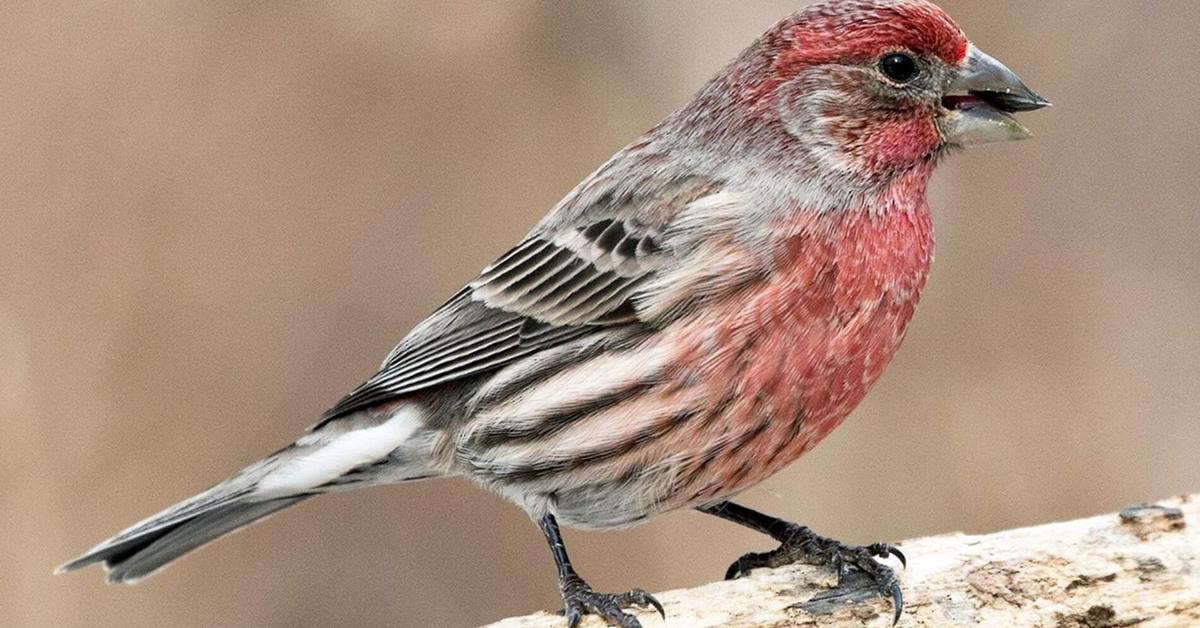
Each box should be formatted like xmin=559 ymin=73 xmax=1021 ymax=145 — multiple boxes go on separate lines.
xmin=317 ymin=174 xmax=722 ymax=425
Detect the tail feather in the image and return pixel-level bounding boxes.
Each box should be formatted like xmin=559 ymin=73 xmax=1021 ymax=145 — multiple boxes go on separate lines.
xmin=107 ymin=496 xmax=308 ymax=583
xmin=56 ymin=455 xmax=280 ymax=577
xmin=58 ymin=404 xmax=440 ymax=582
xmin=56 ymin=491 xmax=309 ymax=583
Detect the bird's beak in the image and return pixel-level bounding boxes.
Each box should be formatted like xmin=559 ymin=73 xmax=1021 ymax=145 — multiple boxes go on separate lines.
xmin=938 ymin=45 xmax=1050 ymax=147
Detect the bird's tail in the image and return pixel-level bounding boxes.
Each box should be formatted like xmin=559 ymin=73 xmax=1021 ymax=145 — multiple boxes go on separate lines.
xmin=56 ymin=492 xmax=310 ymax=583
xmin=57 ymin=405 xmax=439 ymax=583
xmin=53 ymin=449 xmax=314 ymax=583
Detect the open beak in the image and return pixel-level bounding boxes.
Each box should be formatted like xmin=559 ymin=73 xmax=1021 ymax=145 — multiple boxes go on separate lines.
xmin=938 ymin=45 xmax=1050 ymax=146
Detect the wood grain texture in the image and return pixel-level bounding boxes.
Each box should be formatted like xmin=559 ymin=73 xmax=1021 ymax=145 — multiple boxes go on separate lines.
xmin=486 ymin=495 xmax=1199 ymax=627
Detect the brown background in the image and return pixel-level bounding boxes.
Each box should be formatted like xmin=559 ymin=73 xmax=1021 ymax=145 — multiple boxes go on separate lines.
xmin=4 ymin=1 xmax=1198 ymax=627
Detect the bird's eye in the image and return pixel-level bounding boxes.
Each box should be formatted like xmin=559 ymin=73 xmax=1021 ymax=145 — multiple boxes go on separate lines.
xmin=879 ymin=53 xmax=919 ymax=83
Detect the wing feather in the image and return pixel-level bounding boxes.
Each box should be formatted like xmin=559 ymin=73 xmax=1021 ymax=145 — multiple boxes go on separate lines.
xmin=316 ymin=174 xmax=723 ymax=425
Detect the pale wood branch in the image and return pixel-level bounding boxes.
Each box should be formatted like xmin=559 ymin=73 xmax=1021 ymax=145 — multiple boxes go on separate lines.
xmin=486 ymin=495 xmax=1199 ymax=627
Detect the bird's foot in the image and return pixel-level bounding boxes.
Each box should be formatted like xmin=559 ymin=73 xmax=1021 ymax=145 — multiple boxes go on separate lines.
xmin=557 ymin=573 xmax=664 ymax=628
xmin=724 ymin=524 xmax=905 ymax=624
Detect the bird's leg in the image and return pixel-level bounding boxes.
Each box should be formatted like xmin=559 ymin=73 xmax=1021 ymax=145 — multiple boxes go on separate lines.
xmin=537 ymin=513 xmax=664 ymax=628
xmin=699 ymin=501 xmax=905 ymax=624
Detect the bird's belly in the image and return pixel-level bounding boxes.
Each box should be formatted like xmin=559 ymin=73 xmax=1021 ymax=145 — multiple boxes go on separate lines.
xmin=455 ymin=292 xmax=920 ymax=529
xmin=665 ymin=293 xmax=919 ymax=507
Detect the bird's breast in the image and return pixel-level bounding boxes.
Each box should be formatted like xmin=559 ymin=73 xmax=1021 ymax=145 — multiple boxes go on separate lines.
xmin=668 ymin=202 xmax=934 ymax=499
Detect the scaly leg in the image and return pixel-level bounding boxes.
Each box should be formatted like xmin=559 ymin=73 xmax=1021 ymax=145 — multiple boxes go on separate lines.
xmin=537 ymin=514 xmax=665 ymax=628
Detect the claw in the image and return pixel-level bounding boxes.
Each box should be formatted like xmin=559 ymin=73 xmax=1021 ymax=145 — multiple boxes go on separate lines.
xmin=724 ymin=551 xmax=766 ymax=581
xmin=723 ymin=561 xmax=740 ymax=581
xmin=557 ymin=582 xmax=661 ymax=628
xmin=889 ymin=582 xmax=904 ymax=625
xmin=628 ymin=589 xmax=666 ymax=620
xmin=720 ymin=529 xmax=906 ymax=625
xmin=865 ymin=542 xmax=907 ymax=569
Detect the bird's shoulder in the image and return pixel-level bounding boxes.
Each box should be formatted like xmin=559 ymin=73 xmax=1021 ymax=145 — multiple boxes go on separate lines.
xmin=315 ymin=159 xmax=734 ymax=425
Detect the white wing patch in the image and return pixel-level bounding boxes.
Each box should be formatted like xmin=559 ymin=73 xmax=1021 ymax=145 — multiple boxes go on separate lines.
xmin=257 ymin=406 xmax=425 ymax=497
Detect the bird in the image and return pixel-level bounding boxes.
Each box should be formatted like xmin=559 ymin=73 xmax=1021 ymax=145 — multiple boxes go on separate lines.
xmin=57 ymin=1 xmax=1048 ymax=626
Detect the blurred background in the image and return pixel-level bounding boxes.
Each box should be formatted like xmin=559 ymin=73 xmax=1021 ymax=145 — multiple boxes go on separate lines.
xmin=3 ymin=1 xmax=1198 ymax=626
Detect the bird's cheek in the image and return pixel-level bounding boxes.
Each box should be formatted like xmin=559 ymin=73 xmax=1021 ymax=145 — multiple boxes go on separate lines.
xmin=853 ymin=117 xmax=941 ymax=173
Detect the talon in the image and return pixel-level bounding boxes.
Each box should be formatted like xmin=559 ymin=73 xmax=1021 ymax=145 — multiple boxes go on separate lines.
xmin=557 ymin=582 xmax=660 ymax=628
xmin=704 ymin=506 xmax=907 ymax=624
xmin=865 ymin=542 xmax=907 ymax=569
xmin=723 ymin=561 xmax=741 ymax=581
xmin=717 ymin=526 xmax=906 ymax=624
xmin=888 ymin=582 xmax=904 ymax=625
xmin=541 ymin=515 xmax=658 ymax=628
xmin=629 ymin=589 xmax=666 ymax=619
xmin=724 ymin=551 xmax=768 ymax=581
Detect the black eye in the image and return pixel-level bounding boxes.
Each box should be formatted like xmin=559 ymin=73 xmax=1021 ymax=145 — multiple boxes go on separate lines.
xmin=879 ymin=53 xmax=919 ymax=83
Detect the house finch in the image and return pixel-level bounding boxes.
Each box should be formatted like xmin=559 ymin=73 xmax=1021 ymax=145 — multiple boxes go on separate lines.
xmin=57 ymin=1 xmax=1047 ymax=626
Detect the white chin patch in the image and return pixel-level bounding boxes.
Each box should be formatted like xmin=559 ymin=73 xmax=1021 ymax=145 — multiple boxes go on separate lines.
xmin=257 ymin=406 xmax=424 ymax=497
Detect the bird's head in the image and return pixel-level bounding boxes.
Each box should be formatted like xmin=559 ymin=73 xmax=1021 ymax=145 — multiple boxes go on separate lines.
xmin=728 ymin=0 xmax=1048 ymax=185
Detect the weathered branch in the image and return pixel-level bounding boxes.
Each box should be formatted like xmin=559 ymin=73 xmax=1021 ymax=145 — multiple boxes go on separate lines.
xmin=486 ymin=495 xmax=1199 ymax=627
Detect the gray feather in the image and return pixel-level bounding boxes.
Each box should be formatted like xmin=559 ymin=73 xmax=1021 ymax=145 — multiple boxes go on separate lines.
xmin=104 ymin=497 xmax=308 ymax=583
xmin=317 ymin=175 xmax=720 ymax=426
xmin=56 ymin=494 xmax=308 ymax=583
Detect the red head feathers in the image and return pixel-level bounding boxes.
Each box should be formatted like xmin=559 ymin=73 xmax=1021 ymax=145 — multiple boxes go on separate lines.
xmin=770 ymin=0 xmax=969 ymax=69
